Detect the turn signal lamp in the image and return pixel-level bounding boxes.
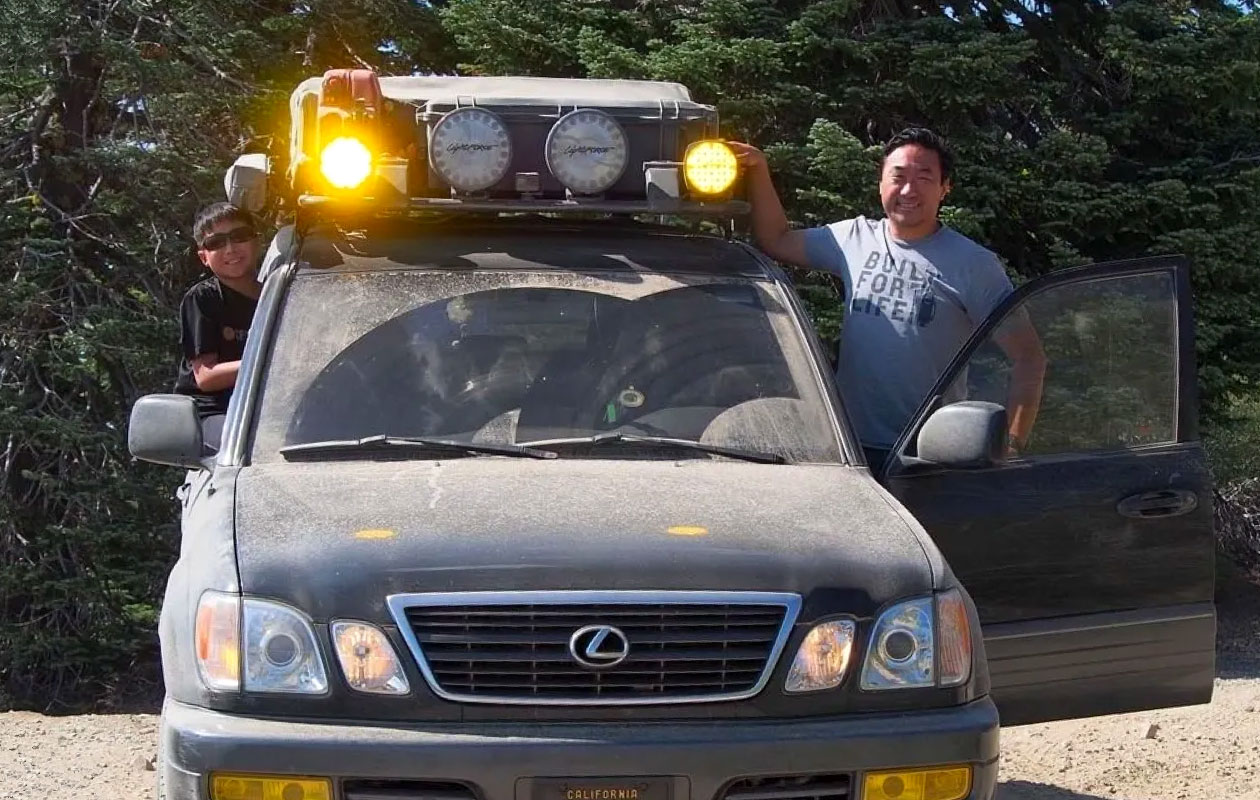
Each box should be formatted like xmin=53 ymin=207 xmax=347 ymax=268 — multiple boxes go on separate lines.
xmin=683 ymin=140 xmax=739 ymax=195
xmin=211 ymin=773 xmax=332 ymax=800
xmin=863 ymin=766 xmax=971 ymax=800
xmin=320 ymin=136 xmax=373 ymax=190
xmin=936 ymin=589 xmax=972 ymax=686
xmin=195 ymin=591 xmax=241 ymax=691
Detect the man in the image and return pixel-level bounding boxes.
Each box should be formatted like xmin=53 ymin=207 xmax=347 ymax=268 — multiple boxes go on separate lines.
xmin=172 ymin=202 xmax=263 ymax=453
xmin=729 ymin=128 xmax=1045 ymax=470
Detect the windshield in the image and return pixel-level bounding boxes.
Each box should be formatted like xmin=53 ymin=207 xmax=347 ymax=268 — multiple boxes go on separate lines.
xmin=249 ymin=268 xmax=843 ymax=464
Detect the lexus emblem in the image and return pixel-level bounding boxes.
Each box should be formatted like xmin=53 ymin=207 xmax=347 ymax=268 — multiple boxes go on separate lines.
xmin=568 ymin=625 xmax=630 ymax=670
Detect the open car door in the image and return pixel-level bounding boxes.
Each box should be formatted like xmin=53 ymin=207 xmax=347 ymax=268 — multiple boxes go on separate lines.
xmin=879 ymin=255 xmax=1215 ymax=726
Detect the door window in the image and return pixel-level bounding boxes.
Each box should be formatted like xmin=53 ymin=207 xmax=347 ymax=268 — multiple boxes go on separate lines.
xmin=940 ymin=271 xmax=1178 ymax=456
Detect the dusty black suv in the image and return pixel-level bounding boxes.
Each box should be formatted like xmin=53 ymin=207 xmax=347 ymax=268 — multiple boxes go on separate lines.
xmin=128 ymin=73 xmax=1216 ymax=800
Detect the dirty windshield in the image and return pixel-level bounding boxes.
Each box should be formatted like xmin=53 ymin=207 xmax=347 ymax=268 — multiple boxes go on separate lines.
xmin=250 ymin=268 xmax=843 ymax=464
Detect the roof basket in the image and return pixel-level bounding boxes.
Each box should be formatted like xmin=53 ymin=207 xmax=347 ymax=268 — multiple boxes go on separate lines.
xmin=285 ymin=72 xmax=748 ymax=218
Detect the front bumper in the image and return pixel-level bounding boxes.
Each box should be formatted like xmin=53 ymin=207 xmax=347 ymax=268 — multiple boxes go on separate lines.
xmin=161 ymin=697 xmax=999 ymax=800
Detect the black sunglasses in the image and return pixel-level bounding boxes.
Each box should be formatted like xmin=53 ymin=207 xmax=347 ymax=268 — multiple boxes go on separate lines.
xmin=200 ymin=226 xmax=256 ymax=252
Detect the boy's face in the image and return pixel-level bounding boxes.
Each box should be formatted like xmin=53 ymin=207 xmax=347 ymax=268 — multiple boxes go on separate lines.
xmin=197 ymin=218 xmax=260 ymax=281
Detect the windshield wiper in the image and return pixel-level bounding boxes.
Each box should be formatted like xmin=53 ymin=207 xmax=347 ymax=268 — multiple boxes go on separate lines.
xmin=280 ymin=434 xmax=557 ymax=460
xmin=517 ymin=432 xmax=786 ymax=464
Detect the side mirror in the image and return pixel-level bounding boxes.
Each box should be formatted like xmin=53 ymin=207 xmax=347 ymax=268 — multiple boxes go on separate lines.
xmin=128 ymin=395 xmax=206 ymax=469
xmin=916 ymin=401 xmax=1008 ymax=469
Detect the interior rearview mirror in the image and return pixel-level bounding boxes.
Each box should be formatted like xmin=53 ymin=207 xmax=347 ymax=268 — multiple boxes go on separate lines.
xmin=916 ymin=401 xmax=1008 ymax=469
xmin=128 ymin=394 xmax=206 ymax=469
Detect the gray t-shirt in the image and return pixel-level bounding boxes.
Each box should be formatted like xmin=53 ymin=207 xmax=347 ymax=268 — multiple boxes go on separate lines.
xmin=804 ymin=216 xmax=1013 ymax=448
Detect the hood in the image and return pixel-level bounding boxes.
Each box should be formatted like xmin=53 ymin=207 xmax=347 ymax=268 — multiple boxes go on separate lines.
xmin=233 ymin=459 xmax=934 ymax=622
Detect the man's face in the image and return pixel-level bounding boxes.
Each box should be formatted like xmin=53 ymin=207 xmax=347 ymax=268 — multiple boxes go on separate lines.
xmin=879 ymin=144 xmax=951 ymax=235
xmin=197 ymin=219 xmax=260 ymax=280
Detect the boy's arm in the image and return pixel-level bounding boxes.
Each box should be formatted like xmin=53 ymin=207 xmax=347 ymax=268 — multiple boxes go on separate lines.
xmin=727 ymin=143 xmax=812 ymax=268
xmin=191 ymin=354 xmax=241 ymax=393
xmin=180 ymin=287 xmax=241 ymax=393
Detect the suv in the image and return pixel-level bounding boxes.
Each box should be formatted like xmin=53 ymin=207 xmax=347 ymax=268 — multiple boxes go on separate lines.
xmin=130 ymin=72 xmax=1216 ymax=800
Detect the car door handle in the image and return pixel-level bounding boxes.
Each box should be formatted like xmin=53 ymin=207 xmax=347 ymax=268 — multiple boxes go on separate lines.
xmin=1116 ymin=489 xmax=1198 ymax=519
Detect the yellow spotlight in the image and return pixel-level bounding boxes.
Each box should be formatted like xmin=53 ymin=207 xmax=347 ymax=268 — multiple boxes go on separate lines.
xmin=683 ymin=140 xmax=739 ymax=195
xmin=210 ymin=773 xmax=332 ymax=800
xmin=863 ymin=766 xmax=971 ymax=800
xmin=320 ymin=136 xmax=372 ymax=190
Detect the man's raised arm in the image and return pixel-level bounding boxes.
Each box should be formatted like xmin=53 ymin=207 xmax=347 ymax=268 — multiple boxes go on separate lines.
xmin=728 ymin=143 xmax=812 ymax=268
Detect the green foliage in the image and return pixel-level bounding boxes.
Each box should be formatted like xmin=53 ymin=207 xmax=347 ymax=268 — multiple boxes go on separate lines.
xmin=0 ymin=0 xmax=458 ymax=710
xmin=4 ymin=0 xmax=1260 ymax=709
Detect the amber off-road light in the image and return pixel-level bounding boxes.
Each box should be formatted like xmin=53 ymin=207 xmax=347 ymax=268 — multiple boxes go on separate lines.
xmin=320 ymin=136 xmax=373 ymax=190
xmin=683 ymin=140 xmax=739 ymax=195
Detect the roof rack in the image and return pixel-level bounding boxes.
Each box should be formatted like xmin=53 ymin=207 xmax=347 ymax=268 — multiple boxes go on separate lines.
xmin=224 ymin=70 xmax=747 ymax=220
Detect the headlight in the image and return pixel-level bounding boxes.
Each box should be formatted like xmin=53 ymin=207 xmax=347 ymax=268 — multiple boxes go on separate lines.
xmin=243 ymin=598 xmax=328 ymax=694
xmin=784 ymin=620 xmax=856 ymax=692
xmin=195 ymin=591 xmax=241 ymax=691
xmin=331 ymin=621 xmax=410 ymax=695
xmin=860 ymin=597 xmax=935 ymax=690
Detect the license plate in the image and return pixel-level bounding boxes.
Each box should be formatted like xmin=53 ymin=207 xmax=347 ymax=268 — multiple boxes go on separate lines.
xmin=530 ymin=777 xmax=672 ymax=800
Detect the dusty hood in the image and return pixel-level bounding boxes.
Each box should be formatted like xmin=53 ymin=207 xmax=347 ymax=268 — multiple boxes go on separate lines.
xmin=233 ymin=458 xmax=933 ymax=622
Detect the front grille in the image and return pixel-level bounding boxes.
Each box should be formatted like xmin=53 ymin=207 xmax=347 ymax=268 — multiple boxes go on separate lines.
xmin=342 ymin=780 xmax=478 ymax=800
xmin=389 ymin=591 xmax=799 ymax=704
xmin=720 ymin=775 xmax=853 ymax=800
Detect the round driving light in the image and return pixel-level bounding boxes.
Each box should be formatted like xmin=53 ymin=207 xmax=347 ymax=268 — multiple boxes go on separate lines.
xmin=320 ymin=137 xmax=372 ymax=190
xmin=881 ymin=629 xmax=917 ymax=663
xmin=428 ymin=107 xmax=512 ymax=193
xmin=545 ymin=108 xmax=629 ymax=196
xmin=262 ymin=632 xmax=298 ymax=667
xmin=683 ymin=140 xmax=738 ymax=195
xmin=283 ymin=784 xmax=304 ymax=800
xmin=882 ymin=776 xmax=905 ymax=798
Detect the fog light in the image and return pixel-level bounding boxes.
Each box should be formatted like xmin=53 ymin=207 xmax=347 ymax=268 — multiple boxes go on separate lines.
xmin=863 ymin=766 xmax=971 ymax=800
xmin=331 ymin=620 xmax=410 ymax=694
xmin=210 ymin=773 xmax=332 ymax=800
xmin=784 ymin=620 xmax=856 ymax=692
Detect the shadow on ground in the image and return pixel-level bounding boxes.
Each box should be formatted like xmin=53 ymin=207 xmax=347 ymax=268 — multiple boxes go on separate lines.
xmin=996 ymin=782 xmax=1111 ymax=800
xmin=1215 ymin=565 xmax=1260 ymax=679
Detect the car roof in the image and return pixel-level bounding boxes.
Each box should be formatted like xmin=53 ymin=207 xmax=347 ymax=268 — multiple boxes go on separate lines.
xmin=295 ymin=217 xmax=774 ymax=279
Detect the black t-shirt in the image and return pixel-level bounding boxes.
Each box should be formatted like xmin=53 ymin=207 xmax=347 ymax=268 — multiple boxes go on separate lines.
xmin=173 ymin=278 xmax=259 ymax=417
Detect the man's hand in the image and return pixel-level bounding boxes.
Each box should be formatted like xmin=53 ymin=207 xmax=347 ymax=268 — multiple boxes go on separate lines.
xmin=725 ymin=141 xmax=812 ymax=268
xmin=727 ymin=141 xmax=770 ymax=172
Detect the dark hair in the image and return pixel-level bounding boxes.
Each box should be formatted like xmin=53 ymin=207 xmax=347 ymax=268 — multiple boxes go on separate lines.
xmin=882 ymin=127 xmax=953 ymax=183
xmin=193 ymin=202 xmax=256 ymax=246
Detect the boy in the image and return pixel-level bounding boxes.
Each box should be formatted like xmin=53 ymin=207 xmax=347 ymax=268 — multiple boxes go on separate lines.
xmin=172 ymin=202 xmax=262 ymax=452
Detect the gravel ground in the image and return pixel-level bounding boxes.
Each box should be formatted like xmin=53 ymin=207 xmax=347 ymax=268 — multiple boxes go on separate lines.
xmin=3 ymin=578 xmax=1257 ymax=800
